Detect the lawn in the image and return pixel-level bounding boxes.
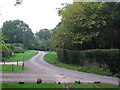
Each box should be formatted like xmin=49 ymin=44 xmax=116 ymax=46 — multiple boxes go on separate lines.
xmin=0 ymin=50 xmax=38 ymax=72
xmin=44 ymin=52 xmax=113 ymax=77
xmin=2 ymin=83 xmax=119 ymax=88
xmin=3 ymin=50 xmax=38 ymax=62
xmin=1 ymin=65 xmax=26 ymax=72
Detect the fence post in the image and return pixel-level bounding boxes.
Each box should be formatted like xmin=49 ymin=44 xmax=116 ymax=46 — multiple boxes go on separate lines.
xmin=12 ymin=64 xmax=14 ymax=72
xmin=17 ymin=61 xmax=18 ymax=65
xmin=118 ymin=78 xmax=120 ymax=87
xmin=4 ymin=62 xmax=5 ymax=65
xmin=22 ymin=61 xmax=24 ymax=70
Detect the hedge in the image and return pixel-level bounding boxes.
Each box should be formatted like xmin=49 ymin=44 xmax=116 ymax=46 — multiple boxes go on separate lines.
xmin=56 ymin=49 xmax=120 ymax=75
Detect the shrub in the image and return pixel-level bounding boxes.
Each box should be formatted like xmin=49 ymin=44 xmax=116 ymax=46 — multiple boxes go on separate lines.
xmin=56 ymin=49 xmax=120 ymax=75
xmin=2 ymin=44 xmax=13 ymax=61
xmin=106 ymin=49 xmax=120 ymax=74
xmin=9 ymin=43 xmax=25 ymax=53
xmin=13 ymin=47 xmax=25 ymax=53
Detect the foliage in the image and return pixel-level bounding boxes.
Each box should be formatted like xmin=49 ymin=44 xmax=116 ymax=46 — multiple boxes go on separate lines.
xmin=2 ymin=41 xmax=26 ymax=60
xmin=44 ymin=52 xmax=112 ymax=76
xmin=9 ymin=43 xmax=25 ymax=53
xmin=2 ymin=20 xmax=36 ymax=49
xmin=51 ymin=2 xmax=120 ymax=50
xmin=35 ymin=28 xmax=53 ymax=50
xmin=2 ymin=44 xmax=13 ymax=61
xmin=35 ymin=28 xmax=51 ymax=40
xmin=13 ymin=47 xmax=25 ymax=53
xmin=56 ymin=49 xmax=120 ymax=75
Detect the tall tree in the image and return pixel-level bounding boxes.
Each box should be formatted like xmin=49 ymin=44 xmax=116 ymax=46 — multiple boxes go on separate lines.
xmin=2 ymin=20 xmax=35 ymax=49
xmin=52 ymin=2 xmax=120 ymax=50
xmin=97 ymin=2 xmax=120 ymax=49
xmin=35 ymin=29 xmax=53 ymax=50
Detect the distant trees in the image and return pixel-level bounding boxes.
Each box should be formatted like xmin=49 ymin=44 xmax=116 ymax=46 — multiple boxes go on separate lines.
xmin=2 ymin=20 xmax=36 ymax=49
xmin=1 ymin=19 xmax=54 ymax=52
xmin=35 ymin=29 xmax=53 ymax=51
xmin=51 ymin=2 xmax=120 ymax=50
xmin=1 ymin=19 xmax=54 ymax=60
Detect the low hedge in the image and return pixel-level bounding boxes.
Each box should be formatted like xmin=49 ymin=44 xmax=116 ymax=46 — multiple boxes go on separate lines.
xmin=56 ymin=49 xmax=120 ymax=75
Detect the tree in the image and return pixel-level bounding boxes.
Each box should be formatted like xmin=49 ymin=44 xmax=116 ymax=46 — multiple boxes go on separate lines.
xmin=2 ymin=20 xmax=35 ymax=49
xmin=35 ymin=29 xmax=53 ymax=50
xmin=97 ymin=2 xmax=120 ymax=49
xmin=52 ymin=2 xmax=120 ymax=50
xmin=35 ymin=28 xmax=51 ymax=40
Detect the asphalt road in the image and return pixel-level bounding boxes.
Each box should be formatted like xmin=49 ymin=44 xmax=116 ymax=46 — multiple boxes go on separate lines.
xmin=1 ymin=51 xmax=119 ymax=85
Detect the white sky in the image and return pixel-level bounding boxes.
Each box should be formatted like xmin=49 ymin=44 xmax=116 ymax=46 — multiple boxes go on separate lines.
xmin=0 ymin=0 xmax=73 ymax=33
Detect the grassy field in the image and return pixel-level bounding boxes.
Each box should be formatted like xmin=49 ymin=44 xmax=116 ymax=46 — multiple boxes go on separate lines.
xmin=2 ymin=83 xmax=119 ymax=88
xmin=1 ymin=65 xmax=26 ymax=72
xmin=3 ymin=50 xmax=38 ymax=62
xmin=44 ymin=52 xmax=113 ymax=76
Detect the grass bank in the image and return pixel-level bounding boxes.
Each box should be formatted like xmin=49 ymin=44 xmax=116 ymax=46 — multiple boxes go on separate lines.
xmin=3 ymin=50 xmax=38 ymax=62
xmin=2 ymin=83 xmax=119 ymax=88
xmin=44 ymin=52 xmax=113 ymax=77
xmin=1 ymin=65 xmax=26 ymax=72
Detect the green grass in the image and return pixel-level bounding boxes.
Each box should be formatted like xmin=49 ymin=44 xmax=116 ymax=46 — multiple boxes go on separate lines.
xmin=44 ymin=52 xmax=113 ymax=77
xmin=2 ymin=83 xmax=119 ymax=88
xmin=3 ymin=50 xmax=38 ymax=62
xmin=1 ymin=65 xmax=26 ymax=72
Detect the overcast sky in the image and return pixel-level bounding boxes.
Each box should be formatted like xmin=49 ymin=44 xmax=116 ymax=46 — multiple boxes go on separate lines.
xmin=0 ymin=0 xmax=73 ymax=33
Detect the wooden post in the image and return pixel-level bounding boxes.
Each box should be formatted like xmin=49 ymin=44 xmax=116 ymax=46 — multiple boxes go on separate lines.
xmin=4 ymin=62 xmax=5 ymax=65
xmin=118 ymin=78 xmax=120 ymax=87
xmin=12 ymin=64 xmax=14 ymax=72
xmin=17 ymin=61 xmax=18 ymax=65
xmin=22 ymin=61 xmax=24 ymax=70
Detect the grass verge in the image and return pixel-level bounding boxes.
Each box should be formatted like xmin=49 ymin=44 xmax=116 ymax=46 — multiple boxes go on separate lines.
xmin=44 ymin=52 xmax=114 ymax=77
xmin=2 ymin=83 xmax=119 ymax=88
xmin=1 ymin=65 xmax=26 ymax=72
xmin=3 ymin=50 xmax=38 ymax=62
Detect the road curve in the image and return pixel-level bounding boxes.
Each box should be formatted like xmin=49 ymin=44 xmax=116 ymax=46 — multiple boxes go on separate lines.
xmin=1 ymin=51 xmax=119 ymax=85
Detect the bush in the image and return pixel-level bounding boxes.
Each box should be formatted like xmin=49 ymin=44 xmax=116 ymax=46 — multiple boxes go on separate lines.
xmin=2 ymin=44 xmax=13 ymax=61
xmin=56 ymin=49 xmax=120 ymax=75
xmin=56 ymin=49 xmax=80 ymax=64
xmin=9 ymin=43 xmax=25 ymax=53
xmin=13 ymin=47 xmax=25 ymax=53
xmin=106 ymin=49 xmax=120 ymax=74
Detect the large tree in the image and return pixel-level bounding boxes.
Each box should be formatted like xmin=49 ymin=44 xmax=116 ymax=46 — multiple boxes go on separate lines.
xmin=52 ymin=2 xmax=120 ymax=50
xmin=35 ymin=29 xmax=53 ymax=50
xmin=2 ymin=20 xmax=35 ymax=49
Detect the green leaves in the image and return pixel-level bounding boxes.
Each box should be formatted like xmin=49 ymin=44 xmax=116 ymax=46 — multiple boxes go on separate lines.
xmin=53 ymin=2 xmax=120 ymax=50
xmin=2 ymin=20 xmax=35 ymax=49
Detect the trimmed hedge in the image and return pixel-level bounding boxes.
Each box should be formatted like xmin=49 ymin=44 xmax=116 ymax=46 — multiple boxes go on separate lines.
xmin=56 ymin=49 xmax=120 ymax=75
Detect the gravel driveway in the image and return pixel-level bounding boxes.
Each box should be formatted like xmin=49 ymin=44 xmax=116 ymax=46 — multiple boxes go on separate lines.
xmin=1 ymin=51 xmax=119 ymax=85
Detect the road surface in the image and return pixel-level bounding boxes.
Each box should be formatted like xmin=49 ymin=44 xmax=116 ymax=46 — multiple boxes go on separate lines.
xmin=1 ymin=51 xmax=119 ymax=85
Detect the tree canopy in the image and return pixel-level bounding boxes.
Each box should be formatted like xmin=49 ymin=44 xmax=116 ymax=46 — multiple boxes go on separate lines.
xmin=51 ymin=2 xmax=120 ymax=50
xmin=35 ymin=28 xmax=53 ymax=50
xmin=2 ymin=20 xmax=36 ymax=49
